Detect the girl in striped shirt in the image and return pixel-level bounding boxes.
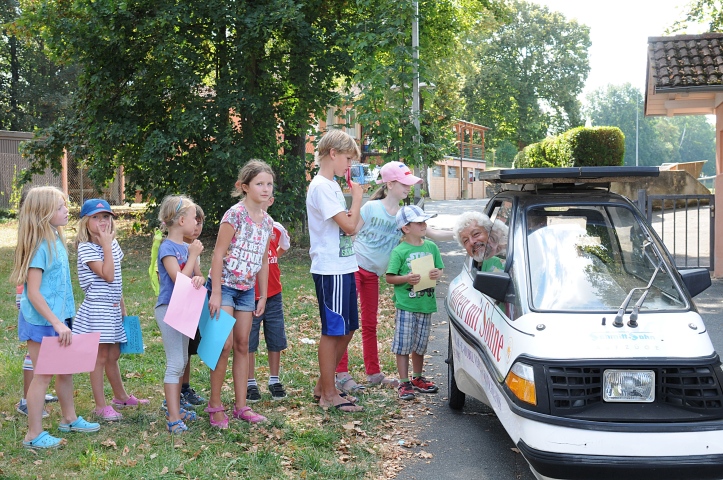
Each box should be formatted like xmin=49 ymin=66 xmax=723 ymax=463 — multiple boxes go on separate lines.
xmin=74 ymin=199 xmax=148 ymax=422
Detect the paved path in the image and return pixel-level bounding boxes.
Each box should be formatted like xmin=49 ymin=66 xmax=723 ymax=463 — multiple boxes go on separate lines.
xmin=395 ymin=198 xmax=723 ymax=480
xmin=397 ymin=199 xmax=535 ymax=480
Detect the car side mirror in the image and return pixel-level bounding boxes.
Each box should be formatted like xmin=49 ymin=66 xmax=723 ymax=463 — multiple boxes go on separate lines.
xmin=473 ymin=270 xmax=511 ymax=303
xmin=678 ymin=268 xmax=711 ymax=298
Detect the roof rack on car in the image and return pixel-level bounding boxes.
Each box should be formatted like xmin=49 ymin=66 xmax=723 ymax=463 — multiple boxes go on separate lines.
xmin=478 ymin=166 xmax=659 ymax=191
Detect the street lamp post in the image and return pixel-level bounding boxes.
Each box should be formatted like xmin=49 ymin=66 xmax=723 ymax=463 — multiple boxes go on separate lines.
xmin=636 ymin=90 xmax=639 ymax=167
xmin=412 ymin=0 xmax=422 ymax=199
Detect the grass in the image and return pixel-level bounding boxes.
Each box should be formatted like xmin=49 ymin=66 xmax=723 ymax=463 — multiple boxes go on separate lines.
xmin=0 ymin=217 xmax=410 ymax=479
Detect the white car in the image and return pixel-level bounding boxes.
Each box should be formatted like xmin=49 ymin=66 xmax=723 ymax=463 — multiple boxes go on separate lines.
xmin=446 ymin=167 xmax=720 ymax=480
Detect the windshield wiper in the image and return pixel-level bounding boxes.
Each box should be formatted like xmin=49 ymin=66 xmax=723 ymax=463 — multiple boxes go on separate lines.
xmin=613 ymin=241 xmax=663 ymax=327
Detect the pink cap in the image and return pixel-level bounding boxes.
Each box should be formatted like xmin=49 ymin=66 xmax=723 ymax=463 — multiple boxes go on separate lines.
xmin=375 ymin=161 xmax=423 ymax=185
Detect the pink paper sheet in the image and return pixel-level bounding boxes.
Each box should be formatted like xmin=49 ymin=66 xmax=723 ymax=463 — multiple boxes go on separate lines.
xmin=34 ymin=332 xmax=101 ymax=375
xmin=163 ymin=272 xmax=207 ymax=338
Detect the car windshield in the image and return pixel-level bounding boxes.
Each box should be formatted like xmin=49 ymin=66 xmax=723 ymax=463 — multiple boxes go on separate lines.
xmin=525 ymin=205 xmax=687 ymax=312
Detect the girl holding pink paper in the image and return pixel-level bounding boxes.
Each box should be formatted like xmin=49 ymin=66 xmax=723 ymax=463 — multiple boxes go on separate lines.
xmin=74 ymin=198 xmax=149 ymax=422
xmin=155 ymin=195 xmax=205 ymax=434
xmin=206 ymin=160 xmax=274 ymax=428
xmin=10 ymin=186 xmax=100 ymax=449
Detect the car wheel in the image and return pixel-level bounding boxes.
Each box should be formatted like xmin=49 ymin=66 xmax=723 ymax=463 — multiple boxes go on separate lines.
xmin=448 ymin=327 xmax=465 ymax=410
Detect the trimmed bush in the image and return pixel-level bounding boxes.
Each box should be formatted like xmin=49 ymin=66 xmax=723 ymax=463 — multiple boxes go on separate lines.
xmin=514 ymin=141 xmax=552 ymax=168
xmin=513 ymin=126 xmax=625 ymax=168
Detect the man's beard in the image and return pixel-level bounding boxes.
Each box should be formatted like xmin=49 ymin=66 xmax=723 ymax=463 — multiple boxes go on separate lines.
xmin=471 ymin=242 xmax=486 ymax=263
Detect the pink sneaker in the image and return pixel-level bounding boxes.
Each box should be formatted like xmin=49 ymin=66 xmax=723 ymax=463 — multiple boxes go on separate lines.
xmin=233 ymin=406 xmax=266 ymax=423
xmin=112 ymin=395 xmax=150 ymax=409
xmin=93 ymin=405 xmax=123 ymax=421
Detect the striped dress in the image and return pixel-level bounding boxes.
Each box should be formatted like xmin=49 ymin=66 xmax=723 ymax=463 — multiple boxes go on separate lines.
xmin=73 ymin=239 xmax=126 ymax=343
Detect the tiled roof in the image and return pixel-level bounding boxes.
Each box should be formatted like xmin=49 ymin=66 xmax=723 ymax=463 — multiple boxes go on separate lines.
xmin=649 ymin=33 xmax=723 ymax=91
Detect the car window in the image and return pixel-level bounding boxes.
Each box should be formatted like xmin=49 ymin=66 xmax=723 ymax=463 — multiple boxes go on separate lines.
xmin=525 ymin=205 xmax=687 ymax=312
xmin=484 ymin=200 xmax=512 ymax=271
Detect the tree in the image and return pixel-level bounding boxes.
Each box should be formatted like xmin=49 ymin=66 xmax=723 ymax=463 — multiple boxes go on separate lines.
xmin=585 ymin=83 xmax=716 ymax=172
xmin=0 ymin=0 xmax=75 ymax=131
xmin=462 ymin=0 xmax=590 ymax=150
xmin=15 ymin=0 xmax=503 ymax=226
xmin=347 ymin=0 xmax=502 ymax=168
xmin=493 ymin=139 xmax=517 ymax=167
xmin=15 ymin=0 xmax=357 ymax=227
xmin=670 ymin=0 xmax=723 ymax=33
xmin=671 ymin=116 xmax=716 ymax=177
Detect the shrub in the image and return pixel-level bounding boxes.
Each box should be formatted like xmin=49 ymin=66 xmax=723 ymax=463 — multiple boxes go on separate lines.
xmin=513 ymin=141 xmax=553 ymax=168
xmin=513 ymin=126 xmax=625 ymax=168
xmin=566 ymin=126 xmax=625 ymax=167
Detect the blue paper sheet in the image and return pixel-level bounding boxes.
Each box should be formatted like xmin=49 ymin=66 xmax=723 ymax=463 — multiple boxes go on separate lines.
xmin=120 ymin=315 xmax=144 ymax=354
xmin=197 ymin=298 xmax=235 ymax=371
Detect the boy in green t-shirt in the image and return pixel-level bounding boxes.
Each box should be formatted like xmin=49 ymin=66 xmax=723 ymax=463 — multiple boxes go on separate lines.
xmin=386 ymin=206 xmax=444 ymax=401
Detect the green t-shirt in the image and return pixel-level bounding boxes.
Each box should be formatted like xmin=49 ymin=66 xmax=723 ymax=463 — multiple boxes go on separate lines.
xmin=386 ymin=239 xmax=444 ymax=313
xmin=480 ymin=256 xmax=505 ymax=272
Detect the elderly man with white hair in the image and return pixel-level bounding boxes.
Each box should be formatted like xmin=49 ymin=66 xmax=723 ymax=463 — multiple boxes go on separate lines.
xmin=453 ymin=211 xmax=494 ymax=263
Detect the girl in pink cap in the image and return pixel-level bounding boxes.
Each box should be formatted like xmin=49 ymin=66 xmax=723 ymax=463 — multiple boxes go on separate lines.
xmin=334 ymin=162 xmax=451 ymax=393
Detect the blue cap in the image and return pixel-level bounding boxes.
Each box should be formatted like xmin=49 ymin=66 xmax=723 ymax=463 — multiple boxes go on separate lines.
xmin=80 ymin=198 xmax=115 ymax=218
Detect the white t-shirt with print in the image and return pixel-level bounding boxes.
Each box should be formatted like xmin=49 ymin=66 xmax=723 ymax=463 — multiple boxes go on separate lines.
xmin=306 ymin=175 xmax=358 ymax=275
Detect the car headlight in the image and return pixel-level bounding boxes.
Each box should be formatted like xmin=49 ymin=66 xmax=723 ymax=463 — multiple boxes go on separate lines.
xmin=505 ymin=362 xmax=537 ymax=405
xmin=603 ymin=369 xmax=655 ymax=402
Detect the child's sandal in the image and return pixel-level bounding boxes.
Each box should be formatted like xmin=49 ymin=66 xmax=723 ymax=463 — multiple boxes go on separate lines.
xmin=233 ymin=406 xmax=266 ymax=423
xmin=335 ymin=373 xmax=366 ymax=394
xmin=204 ymin=405 xmax=228 ymax=429
xmin=313 ymin=392 xmax=358 ymax=404
xmin=111 ymin=395 xmax=150 ymax=409
xmin=165 ymin=408 xmax=197 ymax=422
xmin=166 ymin=419 xmax=188 ymax=434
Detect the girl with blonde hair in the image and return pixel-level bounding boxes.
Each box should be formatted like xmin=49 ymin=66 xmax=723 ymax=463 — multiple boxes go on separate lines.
xmin=154 ymin=195 xmax=205 ymax=433
xmin=11 ymin=186 xmax=100 ymax=449
xmin=74 ymin=199 xmax=149 ymax=422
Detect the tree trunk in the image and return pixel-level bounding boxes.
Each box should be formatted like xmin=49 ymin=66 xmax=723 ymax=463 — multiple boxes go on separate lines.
xmin=10 ymin=34 xmax=19 ymax=130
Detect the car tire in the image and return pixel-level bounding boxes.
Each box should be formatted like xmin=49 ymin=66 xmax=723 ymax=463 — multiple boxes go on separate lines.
xmin=448 ymin=327 xmax=465 ymax=410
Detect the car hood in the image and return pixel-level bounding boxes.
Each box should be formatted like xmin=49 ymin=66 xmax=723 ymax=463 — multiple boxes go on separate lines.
xmin=510 ymin=311 xmax=714 ymax=361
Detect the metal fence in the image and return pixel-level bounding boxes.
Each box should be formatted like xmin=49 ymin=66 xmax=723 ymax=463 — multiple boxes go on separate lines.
xmin=637 ymin=190 xmax=714 ymax=271
xmin=0 ymin=131 xmax=60 ymax=209
xmin=0 ymin=130 xmax=124 ymax=209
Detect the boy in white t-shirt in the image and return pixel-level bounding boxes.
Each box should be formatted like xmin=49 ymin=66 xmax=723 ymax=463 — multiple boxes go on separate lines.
xmin=306 ymin=129 xmax=364 ymax=413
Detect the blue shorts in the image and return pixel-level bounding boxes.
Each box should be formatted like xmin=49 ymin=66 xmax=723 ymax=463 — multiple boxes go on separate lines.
xmin=18 ymin=310 xmax=73 ymax=344
xmin=205 ymin=279 xmax=255 ymax=312
xmin=391 ymin=309 xmax=432 ymax=356
xmin=250 ymin=293 xmax=287 ymax=353
xmin=312 ymin=273 xmax=359 ymax=336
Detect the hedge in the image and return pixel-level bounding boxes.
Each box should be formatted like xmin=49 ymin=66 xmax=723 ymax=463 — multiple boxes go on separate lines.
xmin=513 ymin=126 xmax=625 ymax=168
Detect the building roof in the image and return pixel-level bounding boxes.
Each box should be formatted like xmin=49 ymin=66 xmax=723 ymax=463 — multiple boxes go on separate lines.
xmin=645 ymin=32 xmax=723 ymax=117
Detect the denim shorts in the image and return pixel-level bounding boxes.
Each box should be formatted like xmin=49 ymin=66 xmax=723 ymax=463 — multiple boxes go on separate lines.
xmin=18 ymin=310 xmax=73 ymax=343
xmin=250 ymin=292 xmax=287 ymax=353
xmin=220 ymin=284 xmax=256 ymax=312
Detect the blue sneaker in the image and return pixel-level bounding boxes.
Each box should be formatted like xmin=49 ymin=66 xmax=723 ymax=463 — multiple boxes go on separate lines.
xmin=58 ymin=416 xmax=100 ymax=433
